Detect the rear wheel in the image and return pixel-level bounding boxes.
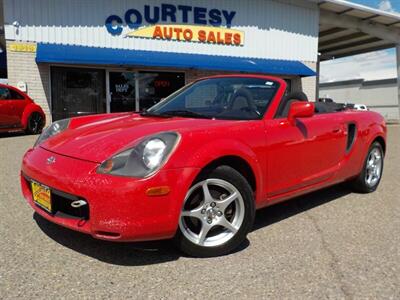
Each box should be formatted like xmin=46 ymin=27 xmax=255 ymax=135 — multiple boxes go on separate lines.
xmin=175 ymin=166 xmax=255 ymax=257
xmin=351 ymin=141 xmax=384 ymax=193
xmin=26 ymin=112 xmax=44 ymax=134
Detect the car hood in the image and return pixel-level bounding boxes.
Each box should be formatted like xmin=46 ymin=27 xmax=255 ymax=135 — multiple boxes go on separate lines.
xmin=40 ymin=113 xmax=234 ymax=163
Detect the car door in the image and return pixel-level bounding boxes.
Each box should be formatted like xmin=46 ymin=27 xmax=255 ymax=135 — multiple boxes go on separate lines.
xmin=0 ymin=87 xmax=16 ymax=128
xmin=7 ymin=88 xmax=29 ymax=125
xmin=265 ymin=113 xmax=347 ymax=198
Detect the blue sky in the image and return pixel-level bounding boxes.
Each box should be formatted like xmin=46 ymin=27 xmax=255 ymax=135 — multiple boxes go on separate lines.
xmin=320 ymin=0 xmax=399 ymax=83
xmin=351 ymin=0 xmax=400 ymax=11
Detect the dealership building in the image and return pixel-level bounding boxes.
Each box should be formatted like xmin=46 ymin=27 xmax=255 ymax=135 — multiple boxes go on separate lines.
xmin=320 ymin=78 xmax=400 ymax=121
xmin=1 ymin=0 xmax=400 ymax=122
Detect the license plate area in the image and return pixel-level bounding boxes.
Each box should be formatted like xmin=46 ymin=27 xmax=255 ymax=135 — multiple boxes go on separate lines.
xmin=31 ymin=181 xmax=52 ymax=213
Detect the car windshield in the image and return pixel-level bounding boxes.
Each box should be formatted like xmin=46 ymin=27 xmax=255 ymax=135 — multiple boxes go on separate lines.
xmin=144 ymin=77 xmax=280 ymax=120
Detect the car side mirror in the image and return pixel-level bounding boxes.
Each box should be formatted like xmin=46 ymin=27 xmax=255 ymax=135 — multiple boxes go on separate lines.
xmin=287 ymin=101 xmax=315 ymax=125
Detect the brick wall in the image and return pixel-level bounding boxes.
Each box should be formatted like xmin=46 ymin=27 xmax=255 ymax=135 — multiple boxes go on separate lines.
xmin=6 ymin=41 xmax=51 ymax=125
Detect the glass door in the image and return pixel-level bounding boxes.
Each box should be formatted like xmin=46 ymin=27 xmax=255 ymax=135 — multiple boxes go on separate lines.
xmin=138 ymin=72 xmax=185 ymax=111
xmin=109 ymin=72 xmax=136 ymax=112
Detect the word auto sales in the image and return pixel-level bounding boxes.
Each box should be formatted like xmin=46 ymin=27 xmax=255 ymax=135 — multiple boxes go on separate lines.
xmin=105 ymin=4 xmax=243 ymax=46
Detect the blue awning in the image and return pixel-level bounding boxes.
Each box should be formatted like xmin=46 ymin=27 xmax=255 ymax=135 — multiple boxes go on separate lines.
xmin=36 ymin=43 xmax=315 ymax=77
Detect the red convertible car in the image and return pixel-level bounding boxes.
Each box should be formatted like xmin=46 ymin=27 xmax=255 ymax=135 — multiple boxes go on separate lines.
xmin=21 ymin=75 xmax=386 ymax=257
xmin=0 ymin=83 xmax=45 ymax=134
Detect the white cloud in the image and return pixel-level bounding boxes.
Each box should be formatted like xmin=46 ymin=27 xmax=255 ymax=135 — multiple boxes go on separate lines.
xmin=379 ymin=0 xmax=395 ymax=12
xmin=320 ymin=49 xmax=397 ymax=83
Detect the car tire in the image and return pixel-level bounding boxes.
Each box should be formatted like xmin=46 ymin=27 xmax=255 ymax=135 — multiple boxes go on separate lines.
xmin=351 ymin=141 xmax=384 ymax=193
xmin=26 ymin=112 xmax=44 ymax=135
xmin=175 ymin=165 xmax=255 ymax=257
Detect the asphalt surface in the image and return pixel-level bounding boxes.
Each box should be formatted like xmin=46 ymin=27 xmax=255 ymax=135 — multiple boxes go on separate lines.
xmin=0 ymin=126 xmax=399 ymax=299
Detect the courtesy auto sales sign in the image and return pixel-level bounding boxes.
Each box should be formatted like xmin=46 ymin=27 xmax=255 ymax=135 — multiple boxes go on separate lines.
xmin=105 ymin=3 xmax=244 ymax=46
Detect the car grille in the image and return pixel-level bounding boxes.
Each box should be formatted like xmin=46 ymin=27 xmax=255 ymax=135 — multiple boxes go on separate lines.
xmin=51 ymin=191 xmax=90 ymax=220
xmin=24 ymin=175 xmax=90 ymax=220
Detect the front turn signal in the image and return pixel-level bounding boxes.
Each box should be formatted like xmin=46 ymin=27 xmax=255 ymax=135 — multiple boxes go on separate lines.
xmin=146 ymin=186 xmax=171 ymax=196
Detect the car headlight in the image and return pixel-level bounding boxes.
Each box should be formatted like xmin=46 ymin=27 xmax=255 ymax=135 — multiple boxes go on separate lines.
xmin=97 ymin=132 xmax=180 ymax=178
xmin=34 ymin=118 xmax=70 ymax=146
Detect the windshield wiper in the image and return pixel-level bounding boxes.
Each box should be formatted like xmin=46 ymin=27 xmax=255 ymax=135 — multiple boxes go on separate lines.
xmin=160 ymin=110 xmax=211 ymax=119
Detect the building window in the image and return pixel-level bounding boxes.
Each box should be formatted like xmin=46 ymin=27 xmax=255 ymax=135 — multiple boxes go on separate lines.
xmin=109 ymin=71 xmax=136 ymax=112
xmin=50 ymin=67 xmax=185 ymax=120
xmin=51 ymin=67 xmax=106 ymax=121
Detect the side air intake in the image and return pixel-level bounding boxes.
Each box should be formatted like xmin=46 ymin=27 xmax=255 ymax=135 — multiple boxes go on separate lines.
xmin=346 ymin=123 xmax=357 ymax=152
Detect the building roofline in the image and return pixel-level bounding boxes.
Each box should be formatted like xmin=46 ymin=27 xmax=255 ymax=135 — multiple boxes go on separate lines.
xmin=318 ymin=0 xmax=400 ymax=21
xmin=320 ymin=78 xmax=398 ymax=88
xmin=315 ymin=0 xmax=400 ymax=60
xmin=319 ymin=79 xmax=364 ymax=87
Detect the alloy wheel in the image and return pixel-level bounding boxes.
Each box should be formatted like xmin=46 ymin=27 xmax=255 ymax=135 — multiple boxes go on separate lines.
xmin=29 ymin=113 xmax=43 ymax=134
xmin=179 ymin=178 xmax=245 ymax=247
xmin=365 ymin=147 xmax=383 ymax=187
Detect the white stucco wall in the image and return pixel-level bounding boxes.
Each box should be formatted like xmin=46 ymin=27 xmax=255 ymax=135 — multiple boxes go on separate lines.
xmin=3 ymin=0 xmax=319 ymax=62
xmin=320 ymin=79 xmax=400 ymax=121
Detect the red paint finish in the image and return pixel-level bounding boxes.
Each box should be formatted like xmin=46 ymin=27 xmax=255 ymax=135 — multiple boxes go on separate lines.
xmin=20 ymin=75 xmax=386 ymax=242
xmin=0 ymin=84 xmax=45 ymax=132
xmin=21 ymin=146 xmax=199 ymax=241
xmin=287 ymin=101 xmax=315 ymax=124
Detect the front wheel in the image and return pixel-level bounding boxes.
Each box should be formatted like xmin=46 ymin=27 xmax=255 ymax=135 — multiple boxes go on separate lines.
xmin=351 ymin=141 xmax=384 ymax=193
xmin=26 ymin=112 xmax=44 ymax=135
xmin=175 ymin=165 xmax=255 ymax=257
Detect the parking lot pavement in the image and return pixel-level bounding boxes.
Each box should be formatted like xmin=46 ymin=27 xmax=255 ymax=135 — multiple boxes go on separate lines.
xmin=0 ymin=126 xmax=399 ymax=299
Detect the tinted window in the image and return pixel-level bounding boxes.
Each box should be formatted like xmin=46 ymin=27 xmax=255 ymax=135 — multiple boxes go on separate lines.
xmin=9 ymin=89 xmax=25 ymax=99
xmin=138 ymin=72 xmax=185 ymax=111
xmin=109 ymin=71 xmax=136 ymax=112
xmin=0 ymin=87 xmax=26 ymax=100
xmin=147 ymin=77 xmax=279 ymax=120
xmin=51 ymin=67 xmax=106 ymax=121
xmin=0 ymin=87 xmax=11 ymax=100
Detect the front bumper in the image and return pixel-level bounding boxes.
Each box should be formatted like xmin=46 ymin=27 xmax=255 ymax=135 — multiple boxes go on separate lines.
xmin=21 ymin=146 xmax=199 ymax=241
